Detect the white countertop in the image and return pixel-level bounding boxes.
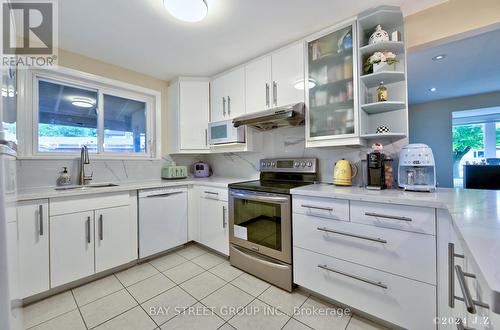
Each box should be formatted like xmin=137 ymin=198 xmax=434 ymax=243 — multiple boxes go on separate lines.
xmin=291 ymin=184 xmax=500 ymax=307
xmin=16 ymin=176 xmax=251 ymax=201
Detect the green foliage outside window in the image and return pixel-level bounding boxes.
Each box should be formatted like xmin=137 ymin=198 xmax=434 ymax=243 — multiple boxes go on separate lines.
xmin=452 ymin=124 xmax=484 ymax=175
xmin=38 ymin=123 xmax=97 ymax=137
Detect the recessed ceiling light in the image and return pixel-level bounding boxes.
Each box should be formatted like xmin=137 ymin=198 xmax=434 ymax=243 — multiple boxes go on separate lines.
xmin=429 ymin=87 xmax=437 ymax=92
xmin=163 ymin=0 xmax=208 ymax=22
xmin=294 ymin=79 xmax=317 ymax=90
xmin=432 ymin=54 xmax=446 ymax=61
xmin=71 ymin=98 xmax=95 ymax=108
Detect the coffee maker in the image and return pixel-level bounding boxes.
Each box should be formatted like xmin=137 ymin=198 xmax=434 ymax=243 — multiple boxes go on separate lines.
xmin=366 ymin=144 xmax=386 ymax=190
xmin=398 ymin=144 xmax=436 ymax=192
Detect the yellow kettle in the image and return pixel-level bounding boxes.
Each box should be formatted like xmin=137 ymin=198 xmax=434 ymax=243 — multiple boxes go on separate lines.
xmin=333 ymin=159 xmax=358 ymax=186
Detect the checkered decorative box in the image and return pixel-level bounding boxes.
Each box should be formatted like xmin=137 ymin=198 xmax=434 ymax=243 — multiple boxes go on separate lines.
xmin=376 ymin=125 xmax=390 ymax=133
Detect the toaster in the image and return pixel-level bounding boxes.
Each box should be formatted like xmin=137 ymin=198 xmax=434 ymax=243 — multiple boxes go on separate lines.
xmin=161 ymin=166 xmax=188 ymax=180
xmin=193 ymin=161 xmax=210 ymax=178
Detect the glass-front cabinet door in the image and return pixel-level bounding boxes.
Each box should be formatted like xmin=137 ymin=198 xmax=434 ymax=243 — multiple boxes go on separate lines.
xmin=305 ymin=21 xmax=358 ymax=145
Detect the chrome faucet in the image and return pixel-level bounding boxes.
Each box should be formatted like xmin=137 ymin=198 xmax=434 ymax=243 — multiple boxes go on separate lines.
xmin=78 ymin=146 xmax=93 ymax=185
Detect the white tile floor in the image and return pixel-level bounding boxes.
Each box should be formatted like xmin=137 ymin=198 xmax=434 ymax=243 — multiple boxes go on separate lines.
xmin=23 ymin=243 xmax=390 ymax=330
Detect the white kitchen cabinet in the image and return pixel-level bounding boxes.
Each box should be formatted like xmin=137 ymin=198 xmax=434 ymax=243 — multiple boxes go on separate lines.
xmin=95 ymin=206 xmax=135 ymax=273
xmin=17 ymin=200 xmax=50 ymax=298
xmin=436 ymin=209 xmax=498 ymax=330
xmin=211 ymin=67 xmax=245 ymax=121
xmin=245 ymin=56 xmax=272 ymax=114
xmin=271 ymin=42 xmax=305 ymax=107
xmin=198 ymin=188 xmax=229 ymax=255
xmin=293 ymin=213 xmax=436 ymax=284
xmin=50 ymin=211 xmax=95 ymax=288
xmin=294 ymin=246 xmax=436 ymax=329
xmin=168 ymin=77 xmax=210 ymax=153
xmin=7 ymin=222 xmax=19 ymax=299
xmin=245 ymin=42 xmax=304 ymax=115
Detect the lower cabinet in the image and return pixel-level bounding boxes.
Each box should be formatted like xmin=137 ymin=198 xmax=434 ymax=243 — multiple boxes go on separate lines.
xmin=198 ymin=188 xmax=229 ymax=255
xmin=292 ymin=195 xmax=437 ymax=329
xmin=50 ymin=205 xmax=136 ymax=288
xmin=294 ymin=247 xmax=436 ymax=329
xmin=17 ymin=199 xmax=50 ymax=298
xmin=95 ymin=206 xmax=134 ymax=273
xmin=50 ymin=211 xmax=95 ymax=288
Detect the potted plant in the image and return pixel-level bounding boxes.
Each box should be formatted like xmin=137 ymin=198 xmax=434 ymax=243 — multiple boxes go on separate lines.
xmin=364 ymin=51 xmax=399 ymax=74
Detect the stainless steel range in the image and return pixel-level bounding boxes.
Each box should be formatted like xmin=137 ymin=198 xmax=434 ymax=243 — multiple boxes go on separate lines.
xmin=228 ymin=158 xmax=318 ymax=292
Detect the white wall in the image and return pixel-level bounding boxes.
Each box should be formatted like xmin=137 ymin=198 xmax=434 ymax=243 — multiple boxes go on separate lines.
xmin=206 ymin=126 xmax=408 ymax=185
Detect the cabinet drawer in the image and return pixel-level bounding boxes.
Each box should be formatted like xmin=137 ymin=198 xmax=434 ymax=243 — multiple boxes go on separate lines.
xmin=294 ymin=247 xmax=436 ymax=329
xmin=293 ymin=196 xmax=349 ymax=221
xmin=50 ymin=192 xmax=130 ymax=216
xmin=350 ymin=200 xmax=435 ymax=235
xmin=293 ymin=213 xmax=436 ymax=284
xmin=199 ymin=187 xmax=228 ymax=202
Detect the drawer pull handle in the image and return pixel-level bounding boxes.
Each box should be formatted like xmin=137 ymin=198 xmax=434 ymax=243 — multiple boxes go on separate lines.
xmin=38 ymin=204 xmax=44 ymax=236
xmin=99 ymin=214 xmax=103 ymax=241
xmin=204 ymin=191 xmax=219 ymax=195
xmin=455 ymin=265 xmax=490 ymax=313
xmin=86 ymin=216 xmax=91 ymax=244
xmin=317 ymin=227 xmax=387 ymax=244
xmin=318 ymin=264 xmax=388 ymax=289
xmin=365 ymin=212 xmax=412 ymax=222
xmin=302 ymin=204 xmax=333 ymax=211
xmin=456 ymin=318 xmax=476 ymax=330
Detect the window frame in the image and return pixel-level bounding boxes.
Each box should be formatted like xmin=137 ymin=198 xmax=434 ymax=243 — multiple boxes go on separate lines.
xmin=18 ymin=67 xmax=161 ymax=160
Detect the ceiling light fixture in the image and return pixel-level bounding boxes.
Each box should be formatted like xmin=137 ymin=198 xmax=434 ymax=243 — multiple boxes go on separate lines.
xmin=432 ymin=54 xmax=446 ymax=61
xmin=294 ymin=79 xmax=317 ymax=90
xmin=71 ymin=98 xmax=95 ymax=108
xmin=163 ymin=0 xmax=208 ymax=22
xmin=429 ymin=87 xmax=437 ymax=92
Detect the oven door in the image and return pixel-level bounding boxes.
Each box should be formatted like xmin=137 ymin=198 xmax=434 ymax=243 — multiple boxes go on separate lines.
xmin=229 ymin=189 xmax=291 ymax=263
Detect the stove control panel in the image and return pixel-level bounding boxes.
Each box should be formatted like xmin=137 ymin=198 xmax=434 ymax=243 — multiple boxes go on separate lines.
xmin=260 ymin=158 xmax=317 ymax=173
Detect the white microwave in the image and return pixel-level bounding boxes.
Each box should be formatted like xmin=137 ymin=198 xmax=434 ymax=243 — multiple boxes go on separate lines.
xmin=208 ymin=120 xmax=246 ymax=145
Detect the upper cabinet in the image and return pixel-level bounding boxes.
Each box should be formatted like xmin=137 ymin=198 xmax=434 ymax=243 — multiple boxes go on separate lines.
xmin=168 ymin=78 xmax=211 ymax=154
xmin=245 ymin=57 xmax=272 ymax=114
xmin=305 ymin=21 xmax=359 ymax=147
xmin=305 ymin=6 xmax=408 ymax=147
xmin=211 ymin=67 xmax=245 ymax=121
xmin=245 ymin=42 xmax=305 ymax=114
xmin=271 ymin=43 xmax=305 ymax=108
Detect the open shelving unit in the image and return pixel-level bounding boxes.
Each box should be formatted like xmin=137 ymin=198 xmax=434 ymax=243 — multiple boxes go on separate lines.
xmin=359 ymin=41 xmax=404 ymax=56
xmin=361 ymin=101 xmax=406 ymax=114
xmin=357 ymin=6 xmax=408 ymax=141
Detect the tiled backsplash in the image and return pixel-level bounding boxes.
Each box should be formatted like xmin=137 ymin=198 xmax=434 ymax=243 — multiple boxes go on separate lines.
xmin=205 ymin=127 xmax=408 ymax=184
xmin=16 ymin=155 xmax=202 ymax=189
xmin=17 ymin=127 xmax=408 ymax=189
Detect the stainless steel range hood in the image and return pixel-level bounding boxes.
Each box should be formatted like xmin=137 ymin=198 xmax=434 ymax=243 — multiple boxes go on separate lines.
xmin=232 ymin=102 xmax=305 ymax=131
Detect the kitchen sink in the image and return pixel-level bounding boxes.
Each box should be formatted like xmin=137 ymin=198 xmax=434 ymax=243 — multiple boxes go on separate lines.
xmin=54 ymin=183 xmax=119 ymax=191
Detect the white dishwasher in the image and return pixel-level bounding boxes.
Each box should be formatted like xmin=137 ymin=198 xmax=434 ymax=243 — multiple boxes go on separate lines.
xmin=138 ymin=186 xmax=188 ymax=259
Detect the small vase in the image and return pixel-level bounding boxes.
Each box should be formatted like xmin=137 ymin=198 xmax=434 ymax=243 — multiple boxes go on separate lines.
xmin=373 ymin=62 xmax=396 ymax=73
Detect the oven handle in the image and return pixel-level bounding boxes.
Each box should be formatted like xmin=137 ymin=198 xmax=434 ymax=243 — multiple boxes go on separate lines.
xmin=231 ymin=245 xmax=290 ymax=270
xmin=230 ymin=192 xmax=289 ymax=204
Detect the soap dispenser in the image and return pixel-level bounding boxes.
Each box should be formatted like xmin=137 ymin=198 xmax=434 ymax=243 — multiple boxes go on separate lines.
xmin=56 ymin=167 xmax=71 ymax=186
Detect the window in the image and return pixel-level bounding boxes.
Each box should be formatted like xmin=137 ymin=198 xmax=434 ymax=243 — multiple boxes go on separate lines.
xmin=103 ymin=94 xmax=146 ymax=153
xmin=452 ymin=108 xmax=500 ymax=187
xmin=26 ymin=70 xmax=159 ymax=158
xmin=38 ymin=80 xmax=98 ymax=153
